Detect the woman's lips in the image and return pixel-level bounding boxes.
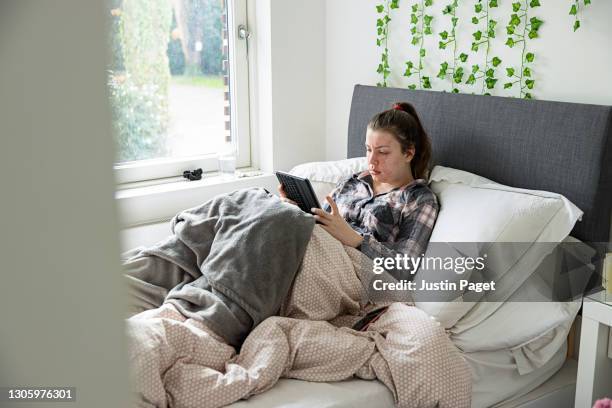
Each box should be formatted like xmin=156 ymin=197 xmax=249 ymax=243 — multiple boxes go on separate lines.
xmin=370 ymin=169 xmax=380 ymax=175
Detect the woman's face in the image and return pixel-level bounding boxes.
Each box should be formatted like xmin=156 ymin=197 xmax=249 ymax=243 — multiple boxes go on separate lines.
xmin=365 ymin=128 xmax=414 ymax=185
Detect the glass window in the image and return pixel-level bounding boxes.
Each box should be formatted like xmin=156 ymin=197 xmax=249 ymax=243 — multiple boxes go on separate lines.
xmin=107 ymin=0 xmax=250 ymax=183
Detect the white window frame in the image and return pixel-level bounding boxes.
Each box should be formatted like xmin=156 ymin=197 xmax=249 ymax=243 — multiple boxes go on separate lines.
xmin=114 ymin=0 xmax=251 ymax=185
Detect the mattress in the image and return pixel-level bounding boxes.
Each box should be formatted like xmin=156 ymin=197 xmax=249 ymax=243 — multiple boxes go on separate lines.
xmin=228 ymin=342 xmax=571 ymax=408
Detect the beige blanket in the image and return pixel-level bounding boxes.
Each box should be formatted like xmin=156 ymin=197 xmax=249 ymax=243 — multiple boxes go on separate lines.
xmin=126 ymin=226 xmax=471 ymax=408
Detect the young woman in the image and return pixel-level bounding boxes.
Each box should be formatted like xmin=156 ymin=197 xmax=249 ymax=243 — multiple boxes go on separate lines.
xmin=280 ymin=102 xmax=439 ymax=282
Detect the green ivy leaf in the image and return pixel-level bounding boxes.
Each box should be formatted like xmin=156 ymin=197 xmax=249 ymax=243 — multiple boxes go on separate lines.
xmin=506 ymin=25 xmax=515 ymax=35
xmin=383 ymin=15 xmax=391 ymax=23
xmin=408 ymin=84 xmax=417 ymax=90
xmin=425 ymin=0 xmax=433 ymax=6
xmin=486 ymin=68 xmax=495 ymax=78
xmin=376 ymin=39 xmax=382 ymax=46
xmin=573 ymin=19 xmax=581 ymax=31
xmin=411 ymin=36 xmax=420 ymax=45
xmin=473 ymin=30 xmax=483 ymax=40
xmin=504 ymin=82 xmax=513 ymax=89
xmin=443 ymin=5 xmax=453 ymax=14
xmin=376 ymin=5 xmax=384 ymax=13
xmin=529 ymin=0 xmax=541 ymax=7
xmin=471 ymin=42 xmax=480 ymax=51
xmin=412 ymin=4 xmax=419 ymax=12
xmin=492 ymin=56 xmax=502 ymax=66
xmin=377 ymin=64 xmax=384 ymax=74
xmin=489 ymin=20 xmax=498 ymax=29
xmin=485 ymin=78 xmax=498 ymax=89
xmin=569 ymin=4 xmax=577 ymax=15
xmin=406 ymin=61 xmax=414 ymax=69
xmin=440 ymin=30 xmax=449 ymax=40
xmin=525 ymin=79 xmax=535 ymax=89
xmin=471 ymin=64 xmax=480 ymax=73
xmin=452 ymin=17 xmax=459 ymax=26
xmin=472 ymin=16 xmax=479 ymax=24
xmin=524 ymin=92 xmax=533 ymax=99
xmin=390 ymin=0 xmax=400 ymax=9
xmin=530 ymin=17 xmax=543 ymax=30
xmin=523 ymin=67 xmax=531 ymax=77
xmin=424 ymin=26 xmax=433 ymax=34
xmin=459 ymin=53 xmax=469 ymax=62
xmin=452 ymin=88 xmax=460 ymax=93
xmin=439 ymin=41 xmax=447 ymax=49
xmin=512 ymin=2 xmax=521 ymax=12
xmin=411 ymin=13 xmax=418 ymax=24
xmin=423 ymin=76 xmax=432 ymax=89
xmin=423 ymin=15 xmax=434 ymax=25
xmin=510 ymin=13 xmax=521 ymax=26
xmin=377 ymin=19 xmax=383 ymax=27
xmin=528 ymin=30 xmax=538 ymax=39
xmin=488 ymin=29 xmax=496 ymax=38
xmin=466 ymin=74 xmax=476 ymax=85
xmin=475 ymin=3 xmax=483 ymax=13
xmin=404 ymin=69 xmax=413 ymax=77
xmin=377 ymin=27 xmax=383 ymax=35
xmin=525 ymin=52 xmax=535 ymax=62
xmin=506 ymin=67 xmax=515 ymax=76
xmin=489 ymin=0 xmax=498 ymax=7
xmin=584 ymin=0 xmax=591 ymax=4
xmin=420 ymin=48 xmax=426 ymax=57
xmin=454 ymin=68 xmax=464 ymax=83
xmin=438 ymin=62 xmax=449 ymax=78
xmin=505 ymin=37 xmax=515 ymax=47
xmin=411 ymin=26 xmax=418 ymax=34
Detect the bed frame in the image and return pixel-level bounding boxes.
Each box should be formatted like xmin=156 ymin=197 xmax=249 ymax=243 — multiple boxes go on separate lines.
xmin=347 ymin=85 xmax=612 ymax=243
xmin=346 ymin=85 xmax=612 ymax=407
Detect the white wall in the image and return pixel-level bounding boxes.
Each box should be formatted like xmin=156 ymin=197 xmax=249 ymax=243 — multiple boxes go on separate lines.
xmin=0 ymin=1 xmax=129 ymax=406
xmin=250 ymin=0 xmax=327 ymax=172
xmin=325 ymin=0 xmax=612 ymax=160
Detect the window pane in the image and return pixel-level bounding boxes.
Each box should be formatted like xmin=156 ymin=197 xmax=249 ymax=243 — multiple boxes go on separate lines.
xmin=107 ymin=0 xmax=231 ymax=164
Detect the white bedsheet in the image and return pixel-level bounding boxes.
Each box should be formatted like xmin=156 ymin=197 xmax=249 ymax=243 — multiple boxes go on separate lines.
xmin=227 ymin=341 xmax=568 ymax=408
xmin=229 ymin=377 xmax=394 ymax=408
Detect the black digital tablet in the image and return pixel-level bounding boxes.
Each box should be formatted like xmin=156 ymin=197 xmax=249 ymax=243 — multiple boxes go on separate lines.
xmin=275 ymin=171 xmax=321 ymax=213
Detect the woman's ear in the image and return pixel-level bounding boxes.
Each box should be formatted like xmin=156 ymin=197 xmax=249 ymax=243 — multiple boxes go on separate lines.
xmin=404 ymin=146 xmax=416 ymax=162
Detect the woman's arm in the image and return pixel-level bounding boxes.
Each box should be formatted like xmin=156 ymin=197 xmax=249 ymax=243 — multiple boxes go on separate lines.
xmin=359 ymin=199 xmax=438 ymax=281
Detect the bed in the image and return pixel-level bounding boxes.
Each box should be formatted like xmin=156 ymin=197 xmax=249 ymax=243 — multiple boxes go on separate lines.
xmin=228 ymin=85 xmax=612 ymax=408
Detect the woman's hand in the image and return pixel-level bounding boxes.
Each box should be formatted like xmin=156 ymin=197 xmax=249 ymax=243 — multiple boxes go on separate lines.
xmin=311 ymin=196 xmax=363 ymax=248
xmin=277 ymin=184 xmax=298 ymax=206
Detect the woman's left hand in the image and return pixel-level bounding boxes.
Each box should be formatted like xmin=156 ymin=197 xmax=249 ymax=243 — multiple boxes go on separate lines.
xmin=311 ymin=196 xmax=364 ymax=248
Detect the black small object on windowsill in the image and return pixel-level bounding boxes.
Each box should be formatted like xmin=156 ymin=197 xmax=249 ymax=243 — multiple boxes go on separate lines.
xmin=183 ymin=168 xmax=203 ymax=181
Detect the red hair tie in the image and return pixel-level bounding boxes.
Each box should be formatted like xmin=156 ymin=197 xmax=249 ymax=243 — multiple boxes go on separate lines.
xmin=392 ymin=103 xmax=404 ymax=111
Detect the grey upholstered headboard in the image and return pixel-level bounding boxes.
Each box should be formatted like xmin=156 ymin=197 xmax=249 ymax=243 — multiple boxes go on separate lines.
xmin=347 ymin=85 xmax=612 ymax=243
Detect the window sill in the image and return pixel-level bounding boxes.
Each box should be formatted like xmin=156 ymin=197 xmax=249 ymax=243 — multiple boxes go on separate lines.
xmin=115 ymin=170 xmax=278 ymax=228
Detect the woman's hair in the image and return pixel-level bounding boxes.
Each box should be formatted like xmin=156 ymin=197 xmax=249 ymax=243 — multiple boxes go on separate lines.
xmin=367 ymin=102 xmax=432 ymax=180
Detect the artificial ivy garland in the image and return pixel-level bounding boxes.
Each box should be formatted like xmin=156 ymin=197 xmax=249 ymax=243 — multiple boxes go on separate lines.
xmin=466 ymin=0 xmax=502 ymax=94
xmin=376 ymin=0 xmax=594 ymax=99
xmin=570 ymin=0 xmax=592 ymax=31
xmin=404 ymin=0 xmax=434 ymax=89
xmin=437 ymin=0 xmax=466 ymax=93
xmin=375 ymin=0 xmax=399 ymax=87
xmin=503 ymin=0 xmax=542 ymax=98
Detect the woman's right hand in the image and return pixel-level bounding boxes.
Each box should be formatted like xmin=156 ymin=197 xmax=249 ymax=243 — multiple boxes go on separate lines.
xmin=277 ymin=184 xmax=298 ymax=206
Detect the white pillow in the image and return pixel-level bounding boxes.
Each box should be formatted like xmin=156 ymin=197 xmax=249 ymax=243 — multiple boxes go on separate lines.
xmin=414 ymin=166 xmax=583 ymax=328
xmin=290 ymin=157 xmax=368 ymax=204
xmin=290 ymin=157 xmax=367 ymax=184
